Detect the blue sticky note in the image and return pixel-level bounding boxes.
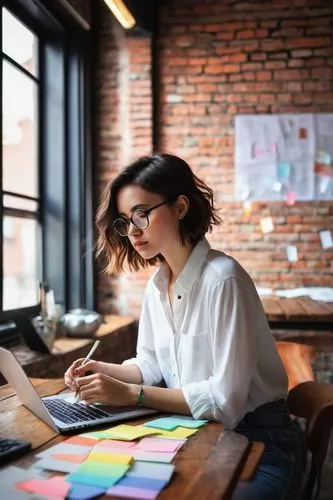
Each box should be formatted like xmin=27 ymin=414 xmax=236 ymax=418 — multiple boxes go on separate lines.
xmin=66 ymin=472 xmax=120 ymax=489
xmin=144 ymin=416 xmax=208 ymax=431
xmin=277 ymin=162 xmax=290 ymax=180
xmin=67 ymin=483 xmax=106 ymax=500
xmin=117 ymin=476 xmax=168 ymax=491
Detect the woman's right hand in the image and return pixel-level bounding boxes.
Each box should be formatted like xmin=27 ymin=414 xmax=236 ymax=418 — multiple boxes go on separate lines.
xmin=64 ymin=358 xmax=101 ymax=392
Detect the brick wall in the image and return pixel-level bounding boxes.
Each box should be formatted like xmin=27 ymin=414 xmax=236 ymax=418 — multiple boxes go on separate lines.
xmin=94 ymin=2 xmax=152 ymax=316
xmin=94 ymin=0 xmax=333 ymax=316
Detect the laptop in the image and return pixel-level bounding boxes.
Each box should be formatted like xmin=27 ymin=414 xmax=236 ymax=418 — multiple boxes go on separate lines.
xmin=0 ymin=347 xmax=157 ymax=434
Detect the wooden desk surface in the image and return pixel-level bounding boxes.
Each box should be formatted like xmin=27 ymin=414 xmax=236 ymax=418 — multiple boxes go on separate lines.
xmin=0 ymin=378 xmax=260 ymax=500
xmin=261 ymin=295 xmax=333 ymax=324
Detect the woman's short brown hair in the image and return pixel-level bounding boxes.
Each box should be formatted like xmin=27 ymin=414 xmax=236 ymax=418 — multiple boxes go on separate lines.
xmin=96 ymin=153 xmax=221 ymax=274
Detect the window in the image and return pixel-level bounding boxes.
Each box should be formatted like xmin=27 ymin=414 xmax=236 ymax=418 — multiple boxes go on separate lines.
xmin=2 ymin=8 xmax=40 ymax=312
xmin=0 ymin=0 xmax=94 ymax=343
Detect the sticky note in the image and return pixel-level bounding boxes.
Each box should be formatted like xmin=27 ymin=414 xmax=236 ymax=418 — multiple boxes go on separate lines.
xmin=106 ymin=485 xmax=159 ymax=499
xmin=277 ymin=162 xmax=290 ymax=180
xmin=243 ymin=201 xmax=252 ymax=215
xmin=66 ymin=472 xmax=121 ymax=489
xmin=66 ymin=435 xmax=99 ymax=447
xmin=53 ymin=452 xmax=87 ymax=463
xmin=286 ymin=245 xmax=298 ymax=262
xmin=268 ymin=143 xmax=277 ymax=154
xmin=317 ymin=150 xmax=331 ymax=165
xmin=34 ymin=457 xmax=79 ymax=473
xmin=126 ymin=461 xmax=175 ymax=482
xmin=136 ymin=437 xmax=185 ymax=453
xmin=97 ymin=439 xmax=136 ymax=449
xmin=66 ymin=483 xmax=106 ymax=500
xmin=286 ymin=191 xmax=296 ymax=205
xmin=273 ymin=181 xmax=283 ymax=192
xmin=144 ymin=416 xmax=208 ymax=431
xmin=2 ymin=466 xmax=42 ymax=500
xmin=36 ymin=443 xmax=93 ymax=458
xmin=76 ymin=461 xmax=129 ymax=476
xmin=254 ymin=144 xmax=264 ymax=157
xmin=87 ymin=451 xmax=133 ymax=465
xmin=85 ymin=425 xmax=160 ymax=441
xmin=17 ymin=476 xmax=70 ymax=497
xmin=157 ymin=427 xmax=197 ymax=439
xmin=320 ymin=230 xmax=333 ymax=249
xmin=116 ymin=476 xmax=168 ymax=491
xmin=260 ymin=217 xmax=274 ymax=234
xmin=319 ymin=176 xmax=332 ymax=194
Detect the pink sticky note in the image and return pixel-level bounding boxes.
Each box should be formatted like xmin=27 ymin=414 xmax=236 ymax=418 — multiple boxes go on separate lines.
xmin=136 ymin=437 xmax=185 ymax=453
xmin=98 ymin=439 xmax=136 ymax=449
xmin=17 ymin=476 xmax=70 ymax=498
xmin=286 ymin=191 xmax=296 ymax=205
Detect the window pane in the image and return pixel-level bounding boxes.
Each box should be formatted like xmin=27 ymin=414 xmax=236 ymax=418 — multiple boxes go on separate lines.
xmin=2 ymin=7 xmax=38 ymax=76
xmin=3 ymin=216 xmax=40 ymax=310
xmin=2 ymin=61 xmax=38 ymax=198
xmin=3 ymin=194 xmax=38 ymax=212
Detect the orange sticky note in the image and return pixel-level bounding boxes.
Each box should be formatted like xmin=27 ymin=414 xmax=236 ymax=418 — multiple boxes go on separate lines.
xmin=66 ymin=435 xmax=98 ymax=446
xmin=53 ymin=452 xmax=87 ymax=463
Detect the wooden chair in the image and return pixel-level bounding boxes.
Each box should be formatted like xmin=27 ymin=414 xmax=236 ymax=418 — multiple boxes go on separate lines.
xmin=287 ymin=381 xmax=333 ymax=500
xmin=275 ymin=341 xmax=315 ymax=390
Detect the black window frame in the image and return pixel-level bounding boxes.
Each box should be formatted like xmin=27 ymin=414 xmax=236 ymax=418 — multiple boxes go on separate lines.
xmin=0 ymin=0 xmax=94 ymax=345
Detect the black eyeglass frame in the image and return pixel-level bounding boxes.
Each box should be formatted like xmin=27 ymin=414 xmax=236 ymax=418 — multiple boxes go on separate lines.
xmin=113 ymin=199 xmax=172 ymax=237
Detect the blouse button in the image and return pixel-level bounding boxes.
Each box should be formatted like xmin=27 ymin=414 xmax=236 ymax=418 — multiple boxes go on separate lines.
xmin=177 ymin=295 xmax=181 ymax=299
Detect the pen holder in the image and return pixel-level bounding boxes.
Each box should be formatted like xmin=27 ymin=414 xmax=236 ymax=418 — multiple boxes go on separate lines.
xmin=32 ymin=316 xmax=57 ymax=351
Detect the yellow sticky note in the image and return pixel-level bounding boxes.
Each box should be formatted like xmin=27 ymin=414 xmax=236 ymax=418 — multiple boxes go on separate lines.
xmin=157 ymin=427 xmax=198 ymax=439
xmin=260 ymin=216 xmax=274 ymax=234
xmin=101 ymin=425 xmax=160 ymax=441
xmin=87 ymin=451 xmax=133 ymax=465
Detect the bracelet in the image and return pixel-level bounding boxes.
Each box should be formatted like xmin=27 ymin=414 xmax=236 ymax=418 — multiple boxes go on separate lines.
xmin=136 ymin=384 xmax=145 ymax=407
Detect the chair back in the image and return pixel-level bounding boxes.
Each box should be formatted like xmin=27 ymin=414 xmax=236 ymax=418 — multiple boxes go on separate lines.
xmin=287 ymin=381 xmax=333 ymax=500
xmin=276 ymin=341 xmax=315 ymax=390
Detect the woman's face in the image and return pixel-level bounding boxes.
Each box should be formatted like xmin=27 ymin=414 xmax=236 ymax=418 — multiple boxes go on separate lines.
xmin=116 ymin=184 xmax=181 ymax=260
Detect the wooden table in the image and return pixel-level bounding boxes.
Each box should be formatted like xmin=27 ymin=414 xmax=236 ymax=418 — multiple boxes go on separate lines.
xmin=0 ymin=378 xmax=264 ymax=499
xmin=261 ymin=295 xmax=333 ymax=327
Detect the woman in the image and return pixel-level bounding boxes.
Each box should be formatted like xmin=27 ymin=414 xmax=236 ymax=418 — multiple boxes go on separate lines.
xmin=65 ymin=153 xmax=306 ymax=499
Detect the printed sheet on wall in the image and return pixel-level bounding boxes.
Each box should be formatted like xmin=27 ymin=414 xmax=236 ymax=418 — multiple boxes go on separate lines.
xmin=235 ymin=113 xmax=333 ymax=201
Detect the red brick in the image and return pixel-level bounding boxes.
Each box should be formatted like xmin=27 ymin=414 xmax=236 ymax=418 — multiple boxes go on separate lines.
xmin=287 ymin=37 xmax=331 ymax=49
xmin=257 ymin=71 xmax=272 ymax=81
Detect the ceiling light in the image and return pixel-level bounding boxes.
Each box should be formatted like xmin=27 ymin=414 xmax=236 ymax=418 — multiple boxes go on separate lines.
xmin=103 ymin=0 xmax=136 ymax=29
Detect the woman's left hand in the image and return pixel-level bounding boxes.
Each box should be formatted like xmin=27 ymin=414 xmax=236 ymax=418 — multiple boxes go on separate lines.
xmin=75 ymin=372 xmax=137 ymax=406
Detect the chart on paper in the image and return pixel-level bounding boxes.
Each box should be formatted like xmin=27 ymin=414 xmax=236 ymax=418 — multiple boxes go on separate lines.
xmin=235 ymin=113 xmax=333 ymax=201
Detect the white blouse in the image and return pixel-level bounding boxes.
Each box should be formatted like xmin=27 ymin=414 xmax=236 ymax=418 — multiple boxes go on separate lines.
xmin=123 ymin=238 xmax=288 ymax=429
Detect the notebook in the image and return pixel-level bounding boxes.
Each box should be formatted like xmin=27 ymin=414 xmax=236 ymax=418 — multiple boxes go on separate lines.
xmin=0 ymin=347 xmax=157 ymax=434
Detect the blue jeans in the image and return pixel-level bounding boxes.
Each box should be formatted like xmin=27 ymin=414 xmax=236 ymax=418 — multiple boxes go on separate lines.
xmin=232 ymin=400 xmax=307 ymax=500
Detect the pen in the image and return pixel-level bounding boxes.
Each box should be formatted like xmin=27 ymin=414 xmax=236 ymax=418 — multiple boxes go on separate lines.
xmin=74 ymin=340 xmax=100 ymax=401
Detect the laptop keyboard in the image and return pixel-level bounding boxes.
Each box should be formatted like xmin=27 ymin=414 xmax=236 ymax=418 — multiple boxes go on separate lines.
xmin=43 ymin=399 xmax=112 ymax=424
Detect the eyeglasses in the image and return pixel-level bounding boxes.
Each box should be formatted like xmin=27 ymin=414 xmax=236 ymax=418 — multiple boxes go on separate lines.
xmin=113 ymin=200 xmax=171 ymax=237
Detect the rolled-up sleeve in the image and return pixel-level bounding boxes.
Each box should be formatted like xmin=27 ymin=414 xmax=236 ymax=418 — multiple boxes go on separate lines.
xmin=182 ymin=276 xmax=259 ymax=429
xmin=122 ymin=289 xmax=163 ymax=386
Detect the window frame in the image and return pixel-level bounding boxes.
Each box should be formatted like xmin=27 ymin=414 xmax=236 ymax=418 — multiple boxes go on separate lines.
xmin=0 ymin=0 xmax=94 ymax=343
